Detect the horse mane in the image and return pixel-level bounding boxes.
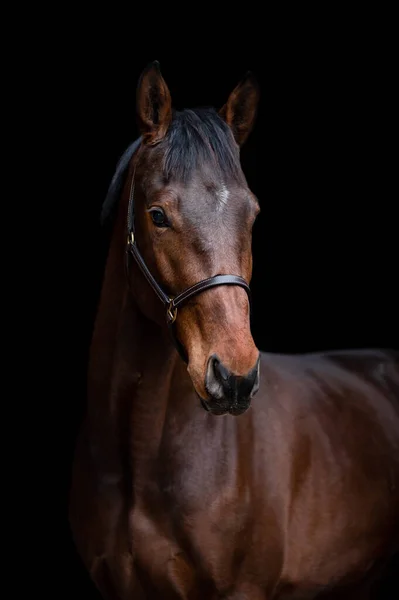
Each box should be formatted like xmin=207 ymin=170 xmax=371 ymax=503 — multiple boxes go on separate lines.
xmin=100 ymin=136 xmax=142 ymax=225
xmin=100 ymin=107 xmax=241 ymax=225
xmin=163 ymin=107 xmax=241 ymax=183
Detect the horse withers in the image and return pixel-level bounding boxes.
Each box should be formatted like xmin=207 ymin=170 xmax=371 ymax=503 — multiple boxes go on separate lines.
xmin=69 ymin=61 xmax=399 ymax=599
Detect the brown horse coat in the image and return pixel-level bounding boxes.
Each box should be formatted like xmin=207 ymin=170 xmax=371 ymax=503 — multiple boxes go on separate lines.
xmin=69 ymin=62 xmax=399 ymax=599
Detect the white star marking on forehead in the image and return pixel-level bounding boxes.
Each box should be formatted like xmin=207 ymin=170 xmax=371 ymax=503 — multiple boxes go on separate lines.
xmin=216 ymin=185 xmax=230 ymax=210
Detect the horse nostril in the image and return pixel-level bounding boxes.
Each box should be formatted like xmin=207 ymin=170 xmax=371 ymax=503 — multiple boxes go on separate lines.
xmin=212 ymin=356 xmax=229 ymax=382
xmin=244 ymin=358 xmax=260 ymax=397
xmin=249 ymin=364 xmax=258 ymax=386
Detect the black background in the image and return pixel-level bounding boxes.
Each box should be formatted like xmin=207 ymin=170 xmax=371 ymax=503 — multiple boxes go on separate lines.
xmin=43 ymin=29 xmax=398 ymax=598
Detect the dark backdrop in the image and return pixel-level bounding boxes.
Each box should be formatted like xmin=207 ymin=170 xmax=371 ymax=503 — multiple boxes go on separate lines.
xmin=53 ymin=44 xmax=397 ymax=598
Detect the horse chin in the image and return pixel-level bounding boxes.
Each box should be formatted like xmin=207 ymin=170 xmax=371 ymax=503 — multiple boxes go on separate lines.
xmin=196 ymin=392 xmax=250 ymax=417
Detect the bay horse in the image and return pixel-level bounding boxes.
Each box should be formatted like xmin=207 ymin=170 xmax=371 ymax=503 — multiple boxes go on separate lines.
xmin=69 ymin=61 xmax=399 ymax=599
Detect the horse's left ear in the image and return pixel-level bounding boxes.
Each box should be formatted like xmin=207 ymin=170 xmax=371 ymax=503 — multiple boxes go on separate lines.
xmin=219 ymin=72 xmax=260 ymax=146
xmin=136 ymin=60 xmax=172 ymax=145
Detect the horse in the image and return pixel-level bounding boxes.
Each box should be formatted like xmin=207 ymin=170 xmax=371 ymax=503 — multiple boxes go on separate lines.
xmin=69 ymin=61 xmax=399 ymax=599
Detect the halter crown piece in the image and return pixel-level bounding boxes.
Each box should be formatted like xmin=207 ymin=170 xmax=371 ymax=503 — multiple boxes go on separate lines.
xmin=124 ymin=140 xmax=252 ymax=363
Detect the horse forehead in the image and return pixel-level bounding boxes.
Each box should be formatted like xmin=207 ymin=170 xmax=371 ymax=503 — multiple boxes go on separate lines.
xmin=183 ymin=183 xmax=250 ymax=229
xmin=183 ymin=178 xmax=243 ymax=208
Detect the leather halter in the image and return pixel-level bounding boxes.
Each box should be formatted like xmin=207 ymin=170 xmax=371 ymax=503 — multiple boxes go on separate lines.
xmin=125 ymin=142 xmax=252 ymax=363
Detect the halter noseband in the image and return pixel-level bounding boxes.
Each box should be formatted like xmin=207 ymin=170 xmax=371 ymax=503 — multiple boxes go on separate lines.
xmin=125 ymin=143 xmax=252 ymax=363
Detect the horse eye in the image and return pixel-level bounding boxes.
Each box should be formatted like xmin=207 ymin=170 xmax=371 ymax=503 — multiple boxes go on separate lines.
xmin=149 ymin=208 xmax=168 ymax=227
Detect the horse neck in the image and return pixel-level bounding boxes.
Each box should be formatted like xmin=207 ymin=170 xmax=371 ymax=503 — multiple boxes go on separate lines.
xmin=86 ymin=169 xmax=181 ymax=481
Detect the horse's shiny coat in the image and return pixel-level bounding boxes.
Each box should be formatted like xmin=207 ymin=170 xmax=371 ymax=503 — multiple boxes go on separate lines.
xmin=69 ymin=62 xmax=399 ymax=598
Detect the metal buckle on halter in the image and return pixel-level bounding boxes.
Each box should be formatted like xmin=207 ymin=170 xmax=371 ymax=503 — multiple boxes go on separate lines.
xmin=166 ymin=299 xmax=178 ymax=324
xmin=128 ymin=232 xmax=135 ymax=246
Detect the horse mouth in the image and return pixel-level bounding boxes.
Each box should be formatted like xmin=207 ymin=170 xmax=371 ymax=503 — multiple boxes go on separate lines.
xmin=197 ymin=393 xmax=250 ymax=416
xmin=227 ymin=405 xmax=250 ymax=416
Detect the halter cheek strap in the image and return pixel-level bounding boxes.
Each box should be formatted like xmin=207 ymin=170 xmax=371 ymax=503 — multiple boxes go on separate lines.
xmin=124 ymin=142 xmax=252 ymax=364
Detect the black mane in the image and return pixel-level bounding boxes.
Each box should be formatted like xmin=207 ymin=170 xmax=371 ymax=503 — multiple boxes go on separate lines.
xmin=101 ymin=107 xmax=241 ymax=225
xmin=100 ymin=137 xmax=141 ymax=225
xmin=163 ymin=107 xmax=241 ymax=183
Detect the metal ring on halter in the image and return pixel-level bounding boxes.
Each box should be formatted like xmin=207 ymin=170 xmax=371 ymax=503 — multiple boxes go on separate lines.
xmin=167 ymin=301 xmax=178 ymax=324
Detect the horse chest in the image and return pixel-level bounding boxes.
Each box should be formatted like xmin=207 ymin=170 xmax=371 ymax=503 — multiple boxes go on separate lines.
xmin=128 ymin=483 xmax=272 ymax=598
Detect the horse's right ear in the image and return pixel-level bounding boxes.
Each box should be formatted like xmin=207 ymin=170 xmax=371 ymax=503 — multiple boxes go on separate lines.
xmin=136 ymin=61 xmax=172 ymax=145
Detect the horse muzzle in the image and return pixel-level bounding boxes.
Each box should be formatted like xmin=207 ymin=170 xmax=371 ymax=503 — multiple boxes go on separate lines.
xmin=202 ymin=353 xmax=260 ymax=415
